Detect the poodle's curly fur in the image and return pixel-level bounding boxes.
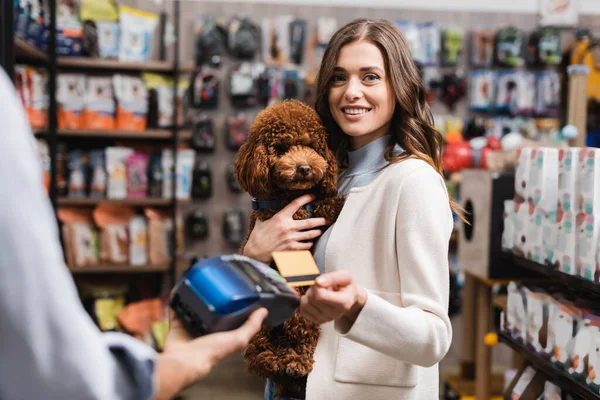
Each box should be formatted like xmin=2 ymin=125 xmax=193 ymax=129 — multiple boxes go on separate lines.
xmin=234 ymin=100 xmax=344 ymax=398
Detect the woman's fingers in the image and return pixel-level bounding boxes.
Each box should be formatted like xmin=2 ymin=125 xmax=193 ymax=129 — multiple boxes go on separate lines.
xmin=294 ymin=217 xmax=328 ymax=231
xmin=280 ymin=194 xmax=316 ymax=217
xmin=294 ymin=228 xmax=323 ymax=242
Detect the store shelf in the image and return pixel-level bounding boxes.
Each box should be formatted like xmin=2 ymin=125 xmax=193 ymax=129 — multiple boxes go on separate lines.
xmin=14 ymin=37 xmax=47 ymax=61
xmin=57 ymin=128 xmax=174 ymax=139
xmin=498 ymin=332 xmax=600 ymax=400
xmin=510 ymin=253 xmax=600 ymax=297
xmin=68 ymin=263 xmax=170 ymax=274
xmin=57 ymin=57 xmax=175 ymax=72
xmin=57 ymin=197 xmax=172 ymax=206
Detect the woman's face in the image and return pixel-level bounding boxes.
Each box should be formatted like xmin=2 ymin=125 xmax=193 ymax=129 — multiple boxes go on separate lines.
xmin=328 ymin=40 xmax=395 ymax=150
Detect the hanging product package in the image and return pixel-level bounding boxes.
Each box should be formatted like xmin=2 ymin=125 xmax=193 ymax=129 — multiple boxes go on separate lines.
xmin=228 ymin=62 xmax=265 ymax=107
xmin=113 ymin=75 xmax=148 ymax=131
xmin=118 ymin=6 xmax=158 ymax=63
xmin=189 ymin=68 xmax=219 ymax=109
xmin=471 ymin=28 xmax=495 ymax=67
xmin=495 ymin=26 xmax=525 ymax=68
xmin=228 ymin=16 xmax=261 ymax=60
xmin=14 ymin=0 xmax=29 ymax=39
xmin=84 ymin=77 xmax=116 ymax=130
xmin=56 ymin=0 xmax=84 ymax=56
xmin=93 ymin=204 xmax=136 ymax=265
xmin=80 ymin=0 xmax=119 ymax=59
xmin=526 ymin=27 xmax=561 ymax=67
xmin=144 ymin=73 xmax=188 ymax=128
xmin=147 ymin=151 xmax=163 ymax=198
xmin=468 ymin=69 xmax=496 ymax=112
xmin=194 ymin=16 xmax=227 ymax=67
xmin=105 ymin=147 xmax=134 ymax=199
xmin=57 ymin=74 xmax=86 ymax=129
xmin=534 ymin=70 xmax=561 ymax=118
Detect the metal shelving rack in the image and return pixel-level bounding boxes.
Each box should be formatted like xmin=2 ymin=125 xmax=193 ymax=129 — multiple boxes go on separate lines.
xmin=2 ymin=0 xmax=184 ymax=289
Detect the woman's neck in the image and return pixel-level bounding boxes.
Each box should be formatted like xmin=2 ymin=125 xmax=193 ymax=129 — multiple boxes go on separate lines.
xmin=350 ymin=123 xmax=391 ymax=150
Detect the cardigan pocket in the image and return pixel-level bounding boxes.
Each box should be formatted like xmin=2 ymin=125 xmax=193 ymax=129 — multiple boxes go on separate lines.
xmin=333 ymin=291 xmax=418 ymax=388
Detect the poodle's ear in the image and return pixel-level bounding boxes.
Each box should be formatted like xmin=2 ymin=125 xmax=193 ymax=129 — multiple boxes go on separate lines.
xmin=234 ymin=140 xmax=270 ymax=197
xmin=318 ymin=138 xmax=339 ymax=198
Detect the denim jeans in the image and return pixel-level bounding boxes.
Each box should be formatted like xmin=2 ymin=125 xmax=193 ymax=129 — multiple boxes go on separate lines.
xmin=264 ymin=379 xmax=304 ymax=400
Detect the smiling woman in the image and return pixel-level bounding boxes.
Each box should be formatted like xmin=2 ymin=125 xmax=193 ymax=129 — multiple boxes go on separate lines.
xmin=242 ymin=19 xmax=455 ymax=400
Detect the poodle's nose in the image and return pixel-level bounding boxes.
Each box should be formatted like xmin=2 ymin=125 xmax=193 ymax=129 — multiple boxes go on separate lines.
xmin=297 ymin=165 xmax=311 ymax=177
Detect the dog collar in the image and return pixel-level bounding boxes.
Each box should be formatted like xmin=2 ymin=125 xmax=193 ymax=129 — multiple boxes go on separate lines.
xmin=251 ymin=198 xmax=315 ymax=218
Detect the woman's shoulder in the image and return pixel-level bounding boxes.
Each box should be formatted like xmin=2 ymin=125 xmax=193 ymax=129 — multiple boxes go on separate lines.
xmin=385 ymin=157 xmax=442 ymax=183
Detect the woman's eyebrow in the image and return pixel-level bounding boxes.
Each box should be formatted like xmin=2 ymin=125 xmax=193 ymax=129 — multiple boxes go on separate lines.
xmin=333 ymin=66 xmax=384 ymax=74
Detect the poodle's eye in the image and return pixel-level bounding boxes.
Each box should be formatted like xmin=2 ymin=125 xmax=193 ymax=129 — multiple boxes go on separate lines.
xmin=273 ymin=144 xmax=288 ymax=154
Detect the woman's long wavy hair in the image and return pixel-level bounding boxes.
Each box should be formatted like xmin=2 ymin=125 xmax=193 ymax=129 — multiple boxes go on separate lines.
xmin=314 ymin=18 xmax=464 ymax=219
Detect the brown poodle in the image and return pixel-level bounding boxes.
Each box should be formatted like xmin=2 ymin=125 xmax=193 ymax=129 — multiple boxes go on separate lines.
xmin=234 ymin=99 xmax=344 ymax=398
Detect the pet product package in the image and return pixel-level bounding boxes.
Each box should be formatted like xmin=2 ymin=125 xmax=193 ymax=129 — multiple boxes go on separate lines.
xmin=504 ymin=365 xmax=546 ymax=400
xmin=534 ymin=70 xmax=561 ymax=117
xmin=144 ymin=208 xmax=172 ymax=266
xmin=27 ymin=67 xmax=49 ymax=129
xmin=67 ymin=150 xmax=87 ymax=197
xmin=147 ymin=152 xmax=163 ymax=198
xmin=93 ymin=204 xmax=136 ymax=265
xmin=503 ymin=200 xmax=516 ymax=251
xmin=576 ymin=213 xmax=600 ymax=282
xmin=57 ymin=208 xmax=99 ymax=267
xmin=126 ymin=152 xmax=149 ymax=198
xmin=118 ymin=6 xmax=158 ymax=62
xmin=528 ymin=148 xmax=559 ymax=212
xmin=527 ymin=205 xmax=557 ymax=264
xmin=471 ymin=29 xmax=495 ymax=67
xmin=523 ymin=288 xmax=549 ymax=353
xmin=555 ymin=210 xmax=578 ymax=275
xmin=513 ymin=201 xmax=531 ymax=257
xmin=84 ymin=77 xmax=116 ymax=130
xmin=161 ymin=149 xmax=196 ymax=200
xmin=515 ymin=148 xmax=532 ymax=203
xmin=468 ymin=70 xmax=495 ymax=112
xmin=506 ymin=282 xmax=527 ymax=340
xmin=568 ymin=311 xmax=600 ymax=378
xmin=37 ymin=139 xmax=51 ymax=193
xmin=579 ymin=148 xmax=600 ymax=215
xmin=143 ymin=73 xmax=188 ymax=128
xmin=56 ymin=0 xmax=83 ymax=56
xmin=543 ymin=381 xmax=561 ymax=400
xmin=586 ymin=319 xmax=600 ymax=388
xmin=558 ymin=148 xmax=581 ymax=213
xmin=106 ymin=147 xmax=134 ymax=199
xmin=129 ymin=215 xmax=148 ymax=266
xmin=261 ymin=16 xmax=293 ymax=64
xmin=57 ymin=74 xmax=86 ymax=129
xmin=88 ymin=150 xmax=106 ymax=198
xmin=546 ymin=298 xmax=579 ymax=366
xmin=113 ymin=75 xmax=148 ymax=131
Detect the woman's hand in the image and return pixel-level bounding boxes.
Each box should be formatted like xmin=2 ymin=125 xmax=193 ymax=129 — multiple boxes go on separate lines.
xmin=243 ymin=194 xmax=328 ymax=264
xmin=299 ymin=271 xmax=368 ymax=326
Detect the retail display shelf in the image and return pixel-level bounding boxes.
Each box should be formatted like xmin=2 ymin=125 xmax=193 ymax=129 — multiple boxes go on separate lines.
xmin=57 ymin=57 xmax=173 ymax=72
xmin=15 ymin=37 xmax=47 ymax=61
xmin=510 ymin=254 xmax=600 ymax=297
xmin=68 ymin=263 xmax=170 ymax=274
xmin=498 ymin=332 xmax=600 ymax=400
xmin=57 ymin=128 xmax=174 ymax=139
xmin=57 ymin=197 xmax=172 ymax=206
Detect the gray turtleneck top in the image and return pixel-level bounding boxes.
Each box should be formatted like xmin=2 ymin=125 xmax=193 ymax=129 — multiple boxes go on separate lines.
xmin=313 ymin=134 xmax=401 ymax=273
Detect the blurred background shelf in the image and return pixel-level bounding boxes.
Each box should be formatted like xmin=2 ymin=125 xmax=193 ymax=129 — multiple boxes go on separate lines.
xmin=14 ymin=37 xmax=47 ymax=62
xmin=56 ymin=57 xmax=195 ymax=73
xmin=510 ymin=254 xmax=600 ymax=298
xmin=57 ymin=197 xmax=172 ymax=206
xmin=57 ymin=128 xmax=173 ymax=139
xmin=68 ymin=263 xmax=171 ymax=274
xmin=498 ymin=332 xmax=600 ymax=400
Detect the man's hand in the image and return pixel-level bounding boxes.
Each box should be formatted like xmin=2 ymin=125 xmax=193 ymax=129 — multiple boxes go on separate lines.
xmin=299 ymin=271 xmax=367 ymax=326
xmin=154 ymin=308 xmax=268 ymax=400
